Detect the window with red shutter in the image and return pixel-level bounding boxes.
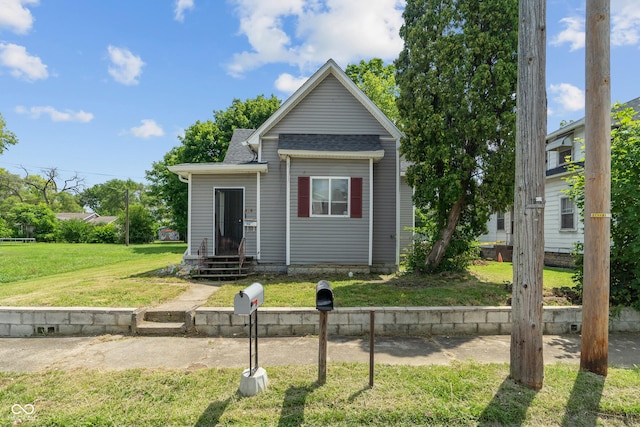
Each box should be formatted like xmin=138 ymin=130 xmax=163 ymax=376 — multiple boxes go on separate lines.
xmin=350 ymin=177 xmax=362 ymax=218
xmin=298 ymin=176 xmax=310 ymax=217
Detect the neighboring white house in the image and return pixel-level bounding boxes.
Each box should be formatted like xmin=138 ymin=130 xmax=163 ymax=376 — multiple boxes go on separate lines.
xmin=480 ymin=96 xmax=640 ymax=267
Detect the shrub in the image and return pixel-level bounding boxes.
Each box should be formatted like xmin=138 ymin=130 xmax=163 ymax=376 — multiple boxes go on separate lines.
xmin=90 ymin=224 xmax=117 ymax=243
xmin=59 ymin=219 xmax=93 ymax=243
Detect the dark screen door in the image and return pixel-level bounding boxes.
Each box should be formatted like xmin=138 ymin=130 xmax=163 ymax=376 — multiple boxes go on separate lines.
xmin=215 ymin=188 xmax=243 ymax=255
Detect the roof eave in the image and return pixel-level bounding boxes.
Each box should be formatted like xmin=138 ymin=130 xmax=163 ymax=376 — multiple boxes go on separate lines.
xmin=168 ymin=163 xmax=268 ymax=178
xmin=277 ymin=149 xmax=385 ymax=162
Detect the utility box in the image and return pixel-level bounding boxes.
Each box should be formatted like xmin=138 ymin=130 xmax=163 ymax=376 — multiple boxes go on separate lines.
xmin=234 ymin=283 xmax=264 ymax=316
xmin=316 ymin=280 xmax=334 ymax=311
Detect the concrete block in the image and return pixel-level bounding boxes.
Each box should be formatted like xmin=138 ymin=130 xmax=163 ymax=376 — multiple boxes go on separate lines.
xmin=328 ymin=312 xmax=349 ymax=326
xmin=549 ymin=307 xmax=580 ymax=323
xmin=327 ymin=324 xmax=339 ymax=335
xmin=94 ymin=313 xmax=117 ymax=326
xmin=431 ymin=323 xmax=455 ymax=335
xmin=377 ymin=311 xmax=395 ymax=325
xmin=105 ymin=325 xmax=130 ymax=335
xmin=116 ymin=313 xmax=133 ymax=326
xmin=382 ymin=323 xmax=408 ymax=336
xmin=58 ymin=325 xmax=83 ymax=335
xmin=441 ymin=310 xmax=464 ymax=324
xmin=70 ymin=312 xmax=93 ymax=325
xmin=0 ymin=311 xmax=21 ymax=324
xmin=301 ymin=312 xmax=318 ymax=325
xmin=196 ymin=325 xmax=219 ymax=336
xmin=0 ymin=324 xmax=10 ymax=336
xmin=231 ymin=314 xmax=250 ymax=327
xmin=219 ymin=325 xmax=246 ymax=337
xmin=81 ymin=325 xmax=106 ymax=335
xmin=499 ymin=323 xmax=512 ymax=334
xmin=10 ymin=324 xmax=34 ymax=337
xmin=408 ymin=323 xmax=431 ymax=336
xmin=395 ymin=311 xmax=419 ymax=325
xmin=487 ymin=310 xmax=510 ymax=324
xmin=278 ymin=312 xmax=303 ymax=326
xmin=239 ymin=367 xmax=268 ymax=397
xmin=45 ymin=311 xmax=70 ymax=325
xmin=418 ymin=310 xmax=442 ymax=324
xmin=544 ymin=323 xmax=569 ymax=335
xmin=463 ymin=310 xmax=487 ymax=324
xmin=257 ymin=312 xmax=279 ymax=327
xmin=454 ymin=323 xmax=478 ymax=334
xmin=348 ymin=312 xmax=370 ymax=327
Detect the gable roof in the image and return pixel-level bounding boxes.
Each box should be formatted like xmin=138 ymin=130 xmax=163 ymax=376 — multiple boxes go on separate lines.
xmin=223 ymin=128 xmax=257 ymax=164
xmin=245 ymin=59 xmax=402 ymax=147
xmin=277 ymin=134 xmax=385 ymax=161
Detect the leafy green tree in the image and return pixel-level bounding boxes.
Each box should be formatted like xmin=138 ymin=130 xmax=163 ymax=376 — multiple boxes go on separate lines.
xmin=80 ymin=179 xmax=147 ymax=216
xmin=118 ymin=204 xmax=155 ymax=244
xmin=0 ymin=112 xmax=18 ymax=154
xmin=346 ymin=59 xmax=399 ymax=123
xmin=59 ymin=219 xmax=93 ymax=243
xmin=6 ymin=203 xmax=59 ymax=241
xmin=146 ymin=95 xmax=281 ymax=239
xmin=395 ymin=0 xmax=518 ymax=272
xmin=0 ymin=217 xmax=11 ymax=237
xmin=22 ymin=167 xmax=85 ymax=208
xmin=566 ymin=106 xmax=640 ymax=310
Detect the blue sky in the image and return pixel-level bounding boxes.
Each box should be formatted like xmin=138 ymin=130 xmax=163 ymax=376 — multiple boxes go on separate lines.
xmin=1 ymin=0 xmax=639 ymax=188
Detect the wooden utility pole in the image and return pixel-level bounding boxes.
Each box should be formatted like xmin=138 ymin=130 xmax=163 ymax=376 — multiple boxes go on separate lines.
xmin=581 ymin=0 xmax=611 ymax=376
xmin=510 ymin=0 xmax=546 ymax=390
xmin=125 ymin=188 xmax=130 ymax=247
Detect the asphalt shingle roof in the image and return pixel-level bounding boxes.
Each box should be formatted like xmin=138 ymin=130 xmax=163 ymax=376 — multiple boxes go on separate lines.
xmin=223 ymin=128 xmax=256 ymax=164
xmin=277 ymin=134 xmax=383 ymax=152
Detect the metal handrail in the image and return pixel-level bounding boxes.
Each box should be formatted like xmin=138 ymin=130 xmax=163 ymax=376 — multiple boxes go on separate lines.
xmin=197 ymin=238 xmax=208 ymax=273
xmin=238 ymin=237 xmax=246 ymax=274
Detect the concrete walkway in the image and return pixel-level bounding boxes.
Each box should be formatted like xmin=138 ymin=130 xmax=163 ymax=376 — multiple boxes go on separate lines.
xmin=150 ymin=282 xmax=220 ymax=311
xmin=1 ymin=333 xmax=638 ymax=373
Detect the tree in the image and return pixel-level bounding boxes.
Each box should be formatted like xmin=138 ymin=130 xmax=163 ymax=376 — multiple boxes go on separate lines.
xmin=22 ymin=167 xmax=85 ymax=207
xmin=0 ymin=112 xmax=18 ymax=154
xmin=566 ymin=106 xmax=640 ymax=311
xmin=80 ymin=179 xmax=147 ymax=216
xmin=395 ymin=0 xmax=518 ymax=272
xmin=6 ymin=203 xmax=58 ymax=241
xmin=117 ymin=204 xmax=155 ymax=244
xmin=146 ymin=95 xmax=281 ymax=238
xmin=346 ymin=59 xmax=399 ymax=123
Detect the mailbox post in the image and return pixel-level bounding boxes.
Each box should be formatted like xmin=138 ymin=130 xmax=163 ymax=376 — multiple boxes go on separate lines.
xmin=234 ymin=282 xmax=268 ymax=396
xmin=316 ymin=280 xmax=334 ymax=384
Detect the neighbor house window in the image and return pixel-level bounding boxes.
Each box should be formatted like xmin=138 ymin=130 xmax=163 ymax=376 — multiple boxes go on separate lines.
xmin=558 ymin=147 xmax=572 ymax=166
xmin=496 ymin=212 xmax=505 ymax=231
xmin=311 ymin=177 xmax=349 ymax=216
xmin=560 ymin=197 xmax=575 ymax=230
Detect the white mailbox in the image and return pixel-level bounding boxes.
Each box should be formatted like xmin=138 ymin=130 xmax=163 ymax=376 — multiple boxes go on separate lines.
xmin=234 ymin=282 xmax=264 ymax=315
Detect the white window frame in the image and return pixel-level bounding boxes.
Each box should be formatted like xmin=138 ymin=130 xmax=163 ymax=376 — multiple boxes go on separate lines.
xmin=560 ymin=197 xmax=576 ymax=230
xmin=310 ymin=176 xmax=350 ymax=217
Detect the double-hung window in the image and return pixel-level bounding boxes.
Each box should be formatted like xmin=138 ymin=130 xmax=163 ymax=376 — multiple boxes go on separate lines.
xmin=311 ymin=177 xmax=349 ymax=216
xmin=560 ymin=197 xmax=575 ymax=230
xmin=496 ymin=212 xmax=505 ymax=231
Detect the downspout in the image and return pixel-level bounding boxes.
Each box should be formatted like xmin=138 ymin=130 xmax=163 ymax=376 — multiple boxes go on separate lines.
xmin=369 ymin=158 xmax=373 ymax=266
xmin=286 ymin=156 xmax=291 ymax=266
xmin=184 ymin=173 xmax=192 ymax=256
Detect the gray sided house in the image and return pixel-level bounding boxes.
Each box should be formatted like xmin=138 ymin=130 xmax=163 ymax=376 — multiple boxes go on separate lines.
xmin=169 ymin=59 xmax=413 ymax=275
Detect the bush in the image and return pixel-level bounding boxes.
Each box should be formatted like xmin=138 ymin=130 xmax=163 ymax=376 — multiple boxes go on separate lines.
xmin=90 ymin=224 xmax=117 ymax=243
xmin=59 ymin=219 xmax=93 ymax=243
xmin=404 ymin=235 xmax=479 ymax=274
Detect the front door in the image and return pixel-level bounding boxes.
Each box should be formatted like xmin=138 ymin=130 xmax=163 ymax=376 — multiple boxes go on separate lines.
xmin=215 ymin=188 xmax=244 ymax=255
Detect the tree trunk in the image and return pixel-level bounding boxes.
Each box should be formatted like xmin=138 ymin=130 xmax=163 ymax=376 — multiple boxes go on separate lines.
xmin=581 ymin=0 xmax=611 ymax=376
xmin=425 ymin=196 xmax=465 ymax=270
xmin=510 ymin=0 xmax=546 ymax=390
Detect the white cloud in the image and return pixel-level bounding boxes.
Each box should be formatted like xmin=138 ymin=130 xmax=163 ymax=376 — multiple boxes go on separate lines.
xmin=174 ymin=0 xmax=194 ymax=22
xmin=107 ymin=45 xmax=145 ymax=85
xmin=0 ymin=42 xmax=48 ymax=81
xmin=131 ymin=119 xmax=164 ymax=138
xmin=552 ymin=3 xmax=640 ymax=51
xmin=0 ymin=0 xmax=38 ymax=34
xmin=551 ymin=16 xmax=585 ymax=51
xmin=15 ymin=105 xmax=94 ymax=122
xmin=611 ymin=0 xmax=640 ymax=46
xmin=549 ymin=83 xmax=585 ymax=112
xmin=227 ymin=0 xmax=405 ymax=77
xmin=274 ymin=72 xmax=309 ymax=94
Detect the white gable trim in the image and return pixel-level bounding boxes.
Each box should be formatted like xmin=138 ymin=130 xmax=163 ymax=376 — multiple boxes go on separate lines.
xmin=277 ymin=149 xmax=385 ymax=161
xmin=245 ymin=59 xmax=403 ymax=147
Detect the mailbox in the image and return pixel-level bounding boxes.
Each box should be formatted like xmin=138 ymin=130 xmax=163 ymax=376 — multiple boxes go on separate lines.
xmin=315 ymin=280 xmax=334 ymax=311
xmin=234 ymin=282 xmax=264 ymax=315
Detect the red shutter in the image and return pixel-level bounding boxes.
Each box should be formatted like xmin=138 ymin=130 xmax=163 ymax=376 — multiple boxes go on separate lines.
xmin=298 ymin=176 xmax=310 ymax=217
xmin=351 ymin=177 xmax=362 ymax=218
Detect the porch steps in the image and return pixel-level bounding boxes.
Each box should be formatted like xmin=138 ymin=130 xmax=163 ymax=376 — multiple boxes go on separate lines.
xmin=135 ymin=310 xmax=189 ymax=336
xmin=193 ymin=255 xmax=253 ymax=281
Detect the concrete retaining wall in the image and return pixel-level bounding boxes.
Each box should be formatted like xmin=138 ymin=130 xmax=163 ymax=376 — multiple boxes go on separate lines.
xmin=2 ymin=306 xmax=639 ymax=337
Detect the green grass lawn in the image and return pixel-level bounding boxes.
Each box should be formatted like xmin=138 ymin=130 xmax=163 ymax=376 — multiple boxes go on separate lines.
xmin=206 ymin=261 xmax=577 ymax=308
xmin=0 ymin=242 xmax=190 ymax=307
xmin=0 ymin=243 xmax=576 ymax=308
xmin=1 ymin=363 xmax=638 ymax=426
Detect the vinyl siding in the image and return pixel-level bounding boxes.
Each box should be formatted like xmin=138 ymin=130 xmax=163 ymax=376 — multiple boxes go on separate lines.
xmin=290 ymin=158 xmax=369 ymax=264
xmin=399 ymin=176 xmax=414 ymax=254
xmin=544 ymin=175 xmax=583 ymax=253
xmin=259 ymin=140 xmax=287 ymax=262
xmin=190 ymin=174 xmax=258 ymax=257
xmin=267 ymin=74 xmax=390 ymax=137
xmin=372 ymin=139 xmax=398 ymax=264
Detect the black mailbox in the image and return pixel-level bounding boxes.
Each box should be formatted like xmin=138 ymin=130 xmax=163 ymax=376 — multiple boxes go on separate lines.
xmin=316 ymin=280 xmax=334 ymax=311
